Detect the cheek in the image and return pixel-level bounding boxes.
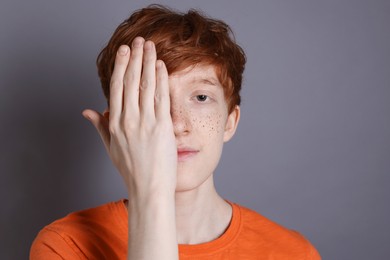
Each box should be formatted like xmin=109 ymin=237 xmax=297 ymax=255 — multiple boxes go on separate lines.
xmin=190 ymin=110 xmax=225 ymax=139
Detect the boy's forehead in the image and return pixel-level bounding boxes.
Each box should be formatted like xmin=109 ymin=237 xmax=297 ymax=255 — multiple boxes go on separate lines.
xmin=169 ymin=64 xmax=221 ymax=87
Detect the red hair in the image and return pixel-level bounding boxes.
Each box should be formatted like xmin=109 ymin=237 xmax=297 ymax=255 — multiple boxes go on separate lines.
xmin=97 ymin=5 xmax=246 ymax=113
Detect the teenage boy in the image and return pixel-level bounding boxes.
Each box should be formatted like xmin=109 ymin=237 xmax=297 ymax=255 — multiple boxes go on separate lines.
xmin=31 ymin=5 xmax=321 ymax=259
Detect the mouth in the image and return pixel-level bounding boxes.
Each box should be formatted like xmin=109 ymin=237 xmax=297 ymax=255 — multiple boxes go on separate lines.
xmin=177 ymin=148 xmax=199 ymax=162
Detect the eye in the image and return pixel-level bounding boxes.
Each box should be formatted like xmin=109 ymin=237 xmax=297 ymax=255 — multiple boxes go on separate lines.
xmin=196 ymin=95 xmax=209 ymax=102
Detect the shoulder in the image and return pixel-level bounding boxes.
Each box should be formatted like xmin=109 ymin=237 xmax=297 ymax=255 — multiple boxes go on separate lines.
xmin=30 ymin=200 xmax=127 ymax=259
xmin=237 ymin=203 xmax=303 ymax=240
xmin=233 ymin=203 xmax=321 ymax=259
xmin=40 ymin=200 xmax=125 ymax=235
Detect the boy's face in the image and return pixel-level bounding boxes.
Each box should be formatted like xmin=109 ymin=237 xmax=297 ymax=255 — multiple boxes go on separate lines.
xmin=169 ymin=64 xmax=240 ymax=192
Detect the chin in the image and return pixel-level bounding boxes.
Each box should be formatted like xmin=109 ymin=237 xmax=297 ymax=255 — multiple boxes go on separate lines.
xmin=174 ymin=170 xmax=213 ymax=193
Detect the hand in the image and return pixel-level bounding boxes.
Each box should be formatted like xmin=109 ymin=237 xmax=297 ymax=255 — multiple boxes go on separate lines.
xmin=82 ymin=37 xmax=177 ymax=198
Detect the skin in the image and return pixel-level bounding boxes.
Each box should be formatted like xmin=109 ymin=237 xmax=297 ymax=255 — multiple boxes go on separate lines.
xmin=82 ymin=36 xmax=240 ymax=259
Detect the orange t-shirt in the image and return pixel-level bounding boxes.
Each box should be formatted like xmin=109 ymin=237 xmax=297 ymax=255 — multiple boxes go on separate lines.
xmin=30 ymin=199 xmax=321 ymax=259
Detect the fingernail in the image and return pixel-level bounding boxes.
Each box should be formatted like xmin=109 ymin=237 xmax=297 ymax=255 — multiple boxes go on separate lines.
xmin=118 ymin=45 xmax=128 ymax=55
xmin=156 ymin=60 xmax=163 ymax=68
xmin=82 ymin=113 xmax=91 ymax=120
xmin=144 ymin=41 xmax=153 ymax=51
xmin=133 ymin=37 xmax=144 ymax=47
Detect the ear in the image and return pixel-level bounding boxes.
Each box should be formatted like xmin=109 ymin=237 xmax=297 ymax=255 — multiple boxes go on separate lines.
xmin=103 ymin=108 xmax=110 ymax=120
xmin=223 ymin=105 xmax=240 ymax=142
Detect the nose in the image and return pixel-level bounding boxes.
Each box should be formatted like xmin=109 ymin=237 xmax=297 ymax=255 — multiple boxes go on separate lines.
xmin=170 ymin=101 xmax=191 ymax=137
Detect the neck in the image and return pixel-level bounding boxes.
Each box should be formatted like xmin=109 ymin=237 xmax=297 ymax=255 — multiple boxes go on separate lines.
xmin=174 ymin=176 xmax=232 ymax=245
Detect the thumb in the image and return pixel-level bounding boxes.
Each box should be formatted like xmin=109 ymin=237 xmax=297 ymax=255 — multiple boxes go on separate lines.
xmin=82 ymin=109 xmax=110 ymax=151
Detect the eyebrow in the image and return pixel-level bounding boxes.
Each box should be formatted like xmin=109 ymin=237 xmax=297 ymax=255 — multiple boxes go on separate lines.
xmin=191 ymin=77 xmax=221 ymax=88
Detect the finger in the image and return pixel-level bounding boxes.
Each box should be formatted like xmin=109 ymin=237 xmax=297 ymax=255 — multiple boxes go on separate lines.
xmin=139 ymin=40 xmax=157 ymax=121
xmin=155 ymin=60 xmax=170 ymax=120
xmin=123 ymin=37 xmax=144 ymax=117
xmin=110 ymin=45 xmax=130 ymax=123
xmin=82 ymin=109 xmax=110 ymax=152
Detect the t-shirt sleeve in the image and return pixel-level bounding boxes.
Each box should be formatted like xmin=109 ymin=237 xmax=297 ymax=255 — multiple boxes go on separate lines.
xmin=291 ymin=230 xmax=322 ymax=260
xmin=30 ymin=227 xmax=84 ymax=259
xmin=308 ymin=243 xmax=322 ymax=260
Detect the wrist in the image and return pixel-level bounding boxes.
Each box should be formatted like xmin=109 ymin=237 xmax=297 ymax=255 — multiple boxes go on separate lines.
xmin=127 ymin=188 xmax=175 ymax=209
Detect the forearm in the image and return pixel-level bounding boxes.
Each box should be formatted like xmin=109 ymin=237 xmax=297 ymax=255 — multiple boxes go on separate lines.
xmin=127 ymin=191 xmax=178 ymax=260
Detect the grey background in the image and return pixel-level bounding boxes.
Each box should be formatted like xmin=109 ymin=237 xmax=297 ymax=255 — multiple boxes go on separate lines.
xmin=1 ymin=0 xmax=389 ymax=259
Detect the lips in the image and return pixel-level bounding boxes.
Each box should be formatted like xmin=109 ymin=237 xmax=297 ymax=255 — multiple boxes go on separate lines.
xmin=177 ymin=147 xmax=199 ymax=162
